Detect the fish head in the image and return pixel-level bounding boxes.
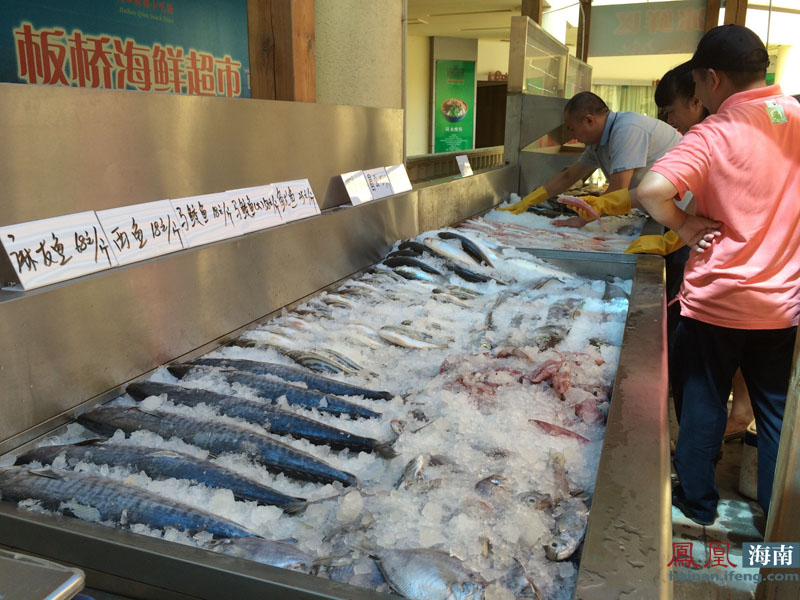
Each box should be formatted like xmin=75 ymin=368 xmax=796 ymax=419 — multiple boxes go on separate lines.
xmin=450 ymin=578 xmax=487 ymax=600
xmin=544 ymin=535 xmax=580 ymax=561
xmin=518 ymin=491 xmax=553 ymax=510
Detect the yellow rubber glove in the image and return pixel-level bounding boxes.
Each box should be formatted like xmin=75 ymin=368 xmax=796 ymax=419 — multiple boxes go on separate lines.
xmin=571 ymin=188 xmax=632 ymax=221
xmin=498 ymin=186 xmax=549 ymax=215
xmin=625 ymin=230 xmax=686 ymax=255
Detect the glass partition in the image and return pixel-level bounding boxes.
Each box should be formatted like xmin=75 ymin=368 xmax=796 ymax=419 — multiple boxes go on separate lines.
xmin=508 ymin=16 xmax=569 ymax=97
xmin=565 ymin=55 xmax=593 ymax=99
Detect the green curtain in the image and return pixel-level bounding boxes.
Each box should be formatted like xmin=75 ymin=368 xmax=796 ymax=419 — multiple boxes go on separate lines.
xmin=591 ymin=84 xmax=658 ymax=119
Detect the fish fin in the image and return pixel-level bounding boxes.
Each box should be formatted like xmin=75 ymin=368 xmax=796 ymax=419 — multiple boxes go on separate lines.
xmin=27 ymin=468 xmax=64 ymax=480
xmin=75 ymin=437 xmax=110 ymax=446
xmin=281 ymin=500 xmax=308 ymax=516
xmin=374 ymin=441 xmax=397 ymax=459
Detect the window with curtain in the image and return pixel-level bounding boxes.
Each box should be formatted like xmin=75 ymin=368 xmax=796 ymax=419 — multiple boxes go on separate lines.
xmin=591 ymin=84 xmax=659 ymax=119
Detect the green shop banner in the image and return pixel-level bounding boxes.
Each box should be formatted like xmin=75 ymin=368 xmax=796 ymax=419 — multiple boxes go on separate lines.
xmin=0 ymin=0 xmax=250 ymax=97
xmin=434 ymin=60 xmax=475 ymax=154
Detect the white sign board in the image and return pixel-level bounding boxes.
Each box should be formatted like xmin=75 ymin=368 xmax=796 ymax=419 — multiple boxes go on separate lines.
xmin=385 ymin=164 xmax=412 ymax=194
xmin=363 ymin=167 xmax=394 ymax=199
xmin=0 ymin=211 xmax=118 ymax=290
xmin=341 ymin=171 xmax=373 ymax=205
xmin=226 ymin=185 xmax=284 ymax=233
xmin=96 ymin=200 xmax=185 ymax=266
xmin=456 ymin=155 xmax=474 ymax=177
xmin=275 ymin=179 xmax=320 ymax=223
xmin=170 ymin=192 xmax=241 ymax=248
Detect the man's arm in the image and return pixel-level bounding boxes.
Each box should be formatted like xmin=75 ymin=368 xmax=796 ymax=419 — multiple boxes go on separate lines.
xmin=632 ymin=171 xmax=721 ymax=251
xmin=606 ymin=169 xmax=633 ymax=194
xmin=542 ymin=162 xmax=595 ymax=197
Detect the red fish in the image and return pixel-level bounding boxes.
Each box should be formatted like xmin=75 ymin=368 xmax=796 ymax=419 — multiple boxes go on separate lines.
xmin=557 ymin=195 xmax=610 ymax=232
xmin=551 ymin=369 xmax=571 ymax=398
xmin=529 ymin=419 xmax=590 ymax=443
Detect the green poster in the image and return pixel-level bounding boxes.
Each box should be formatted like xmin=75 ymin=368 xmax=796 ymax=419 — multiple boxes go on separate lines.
xmin=434 ymin=60 xmax=475 ymax=153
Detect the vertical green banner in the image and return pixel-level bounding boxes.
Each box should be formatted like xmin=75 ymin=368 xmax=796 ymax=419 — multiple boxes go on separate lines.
xmin=434 ymin=60 xmax=475 ymax=153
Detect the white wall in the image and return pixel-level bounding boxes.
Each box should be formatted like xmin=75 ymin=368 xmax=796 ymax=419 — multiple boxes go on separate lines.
xmin=477 ymin=39 xmax=510 ymax=81
xmin=776 ymin=44 xmax=800 ymax=95
xmin=589 ymin=53 xmax=692 ymax=85
xmin=406 ymin=36 xmax=431 ymax=156
xmin=314 ymin=0 xmax=403 ymax=108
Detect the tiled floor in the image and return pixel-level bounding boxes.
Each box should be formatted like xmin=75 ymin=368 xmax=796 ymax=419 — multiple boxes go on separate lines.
xmin=670 ymin=402 xmax=766 ymax=600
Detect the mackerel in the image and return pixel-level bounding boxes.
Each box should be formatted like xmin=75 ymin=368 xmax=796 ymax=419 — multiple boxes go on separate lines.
xmin=127 ymin=381 xmax=394 ymax=456
xmin=77 ymin=406 xmax=359 ymax=486
xmin=15 ymin=442 xmax=306 ymax=511
xmin=437 ymin=231 xmax=496 ymax=267
xmin=378 ymin=326 xmax=448 ymax=350
xmin=0 ymin=466 xmax=257 ymax=538
xmin=422 ymin=237 xmax=480 ymax=268
xmin=167 ymin=365 xmax=380 ymax=419
xmin=382 ymin=256 xmax=447 ymax=278
xmin=181 ymin=358 xmax=393 ymax=399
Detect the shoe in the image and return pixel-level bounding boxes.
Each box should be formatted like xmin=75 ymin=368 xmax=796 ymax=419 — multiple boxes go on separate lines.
xmin=672 ymin=486 xmax=715 ymax=526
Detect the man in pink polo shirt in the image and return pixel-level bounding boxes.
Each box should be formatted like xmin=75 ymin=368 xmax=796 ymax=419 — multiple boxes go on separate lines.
xmin=631 ymin=25 xmax=800 ymax=525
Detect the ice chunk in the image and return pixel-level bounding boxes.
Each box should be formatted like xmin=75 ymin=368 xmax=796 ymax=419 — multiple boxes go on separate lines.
xmin=209 ymin=489 xmax=236 ymax=515
xmin=249 ymin=504 xmax=283 ymax=528
xmin=484 ymin=583 xmax=515 ymax=600
xmin=336 ymin=490 xmax=363 ymax=523
xmin=421 ymin=501 xmax=444 ymax=523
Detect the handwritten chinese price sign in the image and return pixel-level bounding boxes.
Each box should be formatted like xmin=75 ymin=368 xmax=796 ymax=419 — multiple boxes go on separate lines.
xmin=96 ymin=199 xmax=185 ymax=266
xmin=0 ymin=212 xmax=118 ymax=290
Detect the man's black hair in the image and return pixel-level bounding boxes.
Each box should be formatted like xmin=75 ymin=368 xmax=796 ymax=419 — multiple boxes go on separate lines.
xmin=564 ymin=91 xmax=609 ymax=118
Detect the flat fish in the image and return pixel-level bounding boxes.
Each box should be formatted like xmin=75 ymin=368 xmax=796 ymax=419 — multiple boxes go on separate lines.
xmin=0 ymin=466 xmax=257 ymax=539
xmin=167 ymin=365 xmax=380 ymax=419
xmin=557 ymin=195 xmax=610 ymax=232
xmin=374 ymin=548 xmax=487 ymax=600
xmin=181 ymin=358 xmax=393 ymax=399
xmin=127 ymin=381 xmax=394 ymax=457
xmin=15 ymin=442 xmax=306 ymax=511
xmin=77 ymin=406 xmax=359 ymax=486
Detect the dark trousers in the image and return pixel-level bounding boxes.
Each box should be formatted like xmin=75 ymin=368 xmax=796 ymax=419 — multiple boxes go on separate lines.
xmin=672 ymin=317 xmax=796 ymax=519
xmin=665 ymin=245 xmax=690 ymax=421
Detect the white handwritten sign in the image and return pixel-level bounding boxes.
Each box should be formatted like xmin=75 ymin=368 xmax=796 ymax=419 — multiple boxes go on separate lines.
xmin=0 ymin=211 xmax=118 ymax=290
xmin=226 ymin=185 xmax=284 ymax=233
xmin=274 ymin=179 xmax=320 ymax=223
xmin=170 ymin=192 xmax=240 ymax=248
xmin=456 ymin=155 xmax=474 ymax=177
xmin=96 ymin=200 xmax=185 ymax=266
xmin=385 ymin=164 xmax=413 ymax=194
xmin=341 ymin=171 xmax=373 ymax=205
xmin=363 ymin=168 xmax=394 ymax=199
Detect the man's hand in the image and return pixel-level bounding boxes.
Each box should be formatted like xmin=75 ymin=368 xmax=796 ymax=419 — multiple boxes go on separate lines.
xmin=498 ymin=186 xmax=549 ymax=215
xmin=571 ymin=188 xmax=631 ymax=221
xmin=625 ymin=230 xmax=685 ymax=255
xmin=675 ymin=214 xmax=722 ymax=252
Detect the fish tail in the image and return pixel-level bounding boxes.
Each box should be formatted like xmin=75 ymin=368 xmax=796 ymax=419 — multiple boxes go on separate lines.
xmin=375 ymin=441 xmax=398 ymax=459
xmin=281 ymin=500 xmax=308 ymax=515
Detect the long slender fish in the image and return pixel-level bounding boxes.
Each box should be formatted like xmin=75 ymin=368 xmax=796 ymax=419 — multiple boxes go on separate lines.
xmin=77 ymin=406 xmax=359 ymax=486
xmin=392 ymin=265 xmax=448 ymax=286
xmin=127 ymin=382 xmax=394 ymax=457
xmin=15 ymin=442 xmax=306 ymax=511
xmin=437 ymin=231 xmax=495 ymax=267
xmin=0 ymin=466 xmax=257 ymax=538
xmin=422 ymin=237 xmax=480 ymax=268
xmin=167 ymin=365 xmax=380 ymax=420
xmin=179 ymin=358 xmax=393 ymax=399
xmin=382 ymin=256 xmax=446 ymax=278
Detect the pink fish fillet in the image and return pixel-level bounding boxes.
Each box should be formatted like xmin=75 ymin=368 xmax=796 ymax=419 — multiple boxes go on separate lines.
xmin=557 ymin=195 xmax=610 ymax=232
xmin=529 ymin=419 xmax=590 ymax=443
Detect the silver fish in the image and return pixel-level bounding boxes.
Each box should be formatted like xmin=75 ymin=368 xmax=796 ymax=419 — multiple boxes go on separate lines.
xmin=284 ymin=350 xmax=349 ymax=375
xmin=379 ymin=326 xmax=448 ymax=350
xmin=205 ymin=537 xmax=316 ymax=570
xmin=544 ymin=498 xmax=589 ymax=561
xmin=374 ymin=548 xmax=487 ymax=600
xmin=474 ymin=474 xmax=508 ymax=497
xmin=437 ymin=231 xmax=496 ymax=267
xmin=423 ymin=237 xmax=480 ymax=268
xmin=393 ymin=265 xmax=448 ymax=286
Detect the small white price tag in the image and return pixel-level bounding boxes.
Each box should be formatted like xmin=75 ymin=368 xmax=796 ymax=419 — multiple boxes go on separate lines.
xmin=385 ymin=164 xmax=412 ymax=194
xmin=341 ymin=171 xmax=373 ymax=205
xmin=170 ymin=192 xmax=241 ymax=248
xmin=275 ymin=179 xmax=320 ymax=223
xmin=226 ymin=185 xmax=284 ymax=233
xmin=363 ymin=167 xmax=394 ymax=199
xmin=0 ymin=211 xmax=118 ymax=290
xmin=96 ymin=200 xmax=185 ymax=266
xmin=456 ymin=155 xmax=473 ymax=177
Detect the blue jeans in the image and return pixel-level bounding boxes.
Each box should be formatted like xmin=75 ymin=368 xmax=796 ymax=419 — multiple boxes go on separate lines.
xmin=672 ymin=317 xmax=796 ymax=520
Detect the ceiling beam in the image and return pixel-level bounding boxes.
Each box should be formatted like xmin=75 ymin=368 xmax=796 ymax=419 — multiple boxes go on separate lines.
xmin=724 ymin=0 xmax=748 ymax=26
xmin=704 ymin=0 xmax=721 ymax=32
xmin=577 ymin=0 xmax=592 ymax=63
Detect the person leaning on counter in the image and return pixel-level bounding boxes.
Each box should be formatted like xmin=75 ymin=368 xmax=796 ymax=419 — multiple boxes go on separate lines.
xmin=499 ymin=90 xmax=681 ymax=215
xmin=613 ymin=25 xmax=799 ymax=526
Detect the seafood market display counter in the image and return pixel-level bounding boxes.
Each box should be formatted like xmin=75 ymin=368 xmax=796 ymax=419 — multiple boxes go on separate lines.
xmin=0 ymin=83 xmax=670 ymax=599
